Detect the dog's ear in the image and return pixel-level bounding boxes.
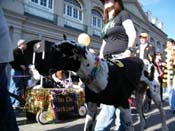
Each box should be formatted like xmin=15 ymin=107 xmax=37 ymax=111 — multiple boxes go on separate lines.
xmin=78 ymin=46 xmax=87 ymax=59
xmin=71 ymin=46 xmax=86 ymax=59
xmin=59 ymin=41 xmax=87 ymax=59
xmin=51 ymin=44 xmax=60 ymax=52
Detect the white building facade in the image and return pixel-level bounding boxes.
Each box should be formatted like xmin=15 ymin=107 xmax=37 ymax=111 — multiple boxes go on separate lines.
xmin=2 ymin=0 xmax=167 ymax=53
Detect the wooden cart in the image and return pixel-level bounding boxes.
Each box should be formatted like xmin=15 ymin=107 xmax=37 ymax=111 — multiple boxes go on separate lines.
xmin=24 ymin=87 xmax=87 ymax=124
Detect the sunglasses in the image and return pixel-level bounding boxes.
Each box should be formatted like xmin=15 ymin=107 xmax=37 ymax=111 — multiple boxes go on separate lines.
xmin=140 ymin=36 xmax=147 ymax=39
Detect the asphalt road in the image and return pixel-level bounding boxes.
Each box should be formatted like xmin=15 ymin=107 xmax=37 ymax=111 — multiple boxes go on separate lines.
xmin=17 ymin=101 xmax=175 ymax=131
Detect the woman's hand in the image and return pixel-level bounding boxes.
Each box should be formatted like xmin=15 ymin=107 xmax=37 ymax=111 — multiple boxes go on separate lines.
xmin=99 ymin=40 xmax=106 ymax=59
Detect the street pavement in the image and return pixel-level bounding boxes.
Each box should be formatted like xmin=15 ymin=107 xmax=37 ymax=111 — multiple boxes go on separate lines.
xmin=17 ymin=101 xmax=175 ymax=131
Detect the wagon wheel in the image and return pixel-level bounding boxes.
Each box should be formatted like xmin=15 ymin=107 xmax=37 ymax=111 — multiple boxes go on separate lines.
xmin=36 ymin=111 xmax=40 ymax=123
xmin=36 ymin=111 xmax=50 ymax=125
xmin=78 ymin=105 xmax=87 ymax=117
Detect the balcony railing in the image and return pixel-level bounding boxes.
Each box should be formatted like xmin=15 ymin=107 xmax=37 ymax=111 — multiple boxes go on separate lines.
xmin=64 ymin=17 xmax=87 ymax=32
xmin=24 ymin=3 xmax=57 ymax=24
xmin=92 ymin=27 xmax=101 ymax=37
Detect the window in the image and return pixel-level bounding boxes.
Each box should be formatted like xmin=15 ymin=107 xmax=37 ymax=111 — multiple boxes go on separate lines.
xmin=157 ymin=41 xmax=161 ymax=48
xmin=64 ymin=0 xmax=83 ymax=21
xmin=79 ymin=11 xmax=82 ymax=21
xmin=48 ymin=0 xmax=52 ymax=9
xmin=30 ymin=0 xmax=53 ymax=9
xmin=40 ymin=0 xmax=47 ymax=7
xmin=31 ymin=0 xmax=38 ymax=3
xmin=91 ymin=9 xmax=103 ymax=29
xmin=92 ymin=16 xmax=97 ymax=26
xmin=150 ymin=37 xmax=155 ymax=46
xmin=67 ymin=5 xmax=72 ymax=16
xmin=73 ymin=8 xmax=78 ymax=19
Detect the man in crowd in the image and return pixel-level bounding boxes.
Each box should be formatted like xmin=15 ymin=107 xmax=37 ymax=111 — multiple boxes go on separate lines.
xmin=9 ymin=39 xmax=27 ymax=109
xmin=135 ymin=32 xmax=156 ymax=112
xmin=162 ymin=38 xmax=175 ymax=113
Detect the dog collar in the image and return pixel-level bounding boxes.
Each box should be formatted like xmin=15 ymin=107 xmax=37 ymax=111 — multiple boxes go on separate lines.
xmin=84 ymin=56 xmax=100 ymax=84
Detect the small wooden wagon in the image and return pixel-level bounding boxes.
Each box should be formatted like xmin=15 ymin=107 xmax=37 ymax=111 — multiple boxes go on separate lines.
xmin=24 ymin=87 xmax=87 ymax=124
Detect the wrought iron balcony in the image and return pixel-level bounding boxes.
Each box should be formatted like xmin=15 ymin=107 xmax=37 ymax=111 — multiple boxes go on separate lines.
xmin=92 ymin=27 xmax=101 ymax=37
xmin=64 ymin=17 xmax=87 ymax=32
xmin=24 ymin=2 xmax=57 ymax=24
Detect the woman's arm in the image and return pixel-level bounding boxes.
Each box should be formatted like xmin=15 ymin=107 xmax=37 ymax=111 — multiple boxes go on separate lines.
xmin=122 ymin=19 xmax=136 ymax=57
xmin=122 ymin=19 xmax=136 ymax=48
xmin=99 ymin=40 xmax=106 ymax=58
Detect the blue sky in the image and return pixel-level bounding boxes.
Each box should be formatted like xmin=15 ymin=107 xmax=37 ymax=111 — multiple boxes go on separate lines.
xmin=138 ymin=0 xmax=175 ymax=39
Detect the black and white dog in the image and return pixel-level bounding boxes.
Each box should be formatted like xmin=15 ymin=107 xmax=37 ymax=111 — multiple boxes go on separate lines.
xmin=35 ymin=40 xmax=168 ymax=131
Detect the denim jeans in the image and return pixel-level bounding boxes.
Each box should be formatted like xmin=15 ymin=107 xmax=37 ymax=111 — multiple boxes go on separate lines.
xmin=9 ymin=69 xmax=25 ymax=107
xmin=163 ymin=75 xmax=175 ymax=111
xmin=95 ymin=53 xmax=126 ymax=131
xmin=169 ymin=76 xmax=175 ymax=111
xmin=169 ymin=89 xmax=175 ymax=110
xmin=95 ymin=105 xmax=125 ymax=131
xmin=0 ymin=63 xmax=19 ymax=131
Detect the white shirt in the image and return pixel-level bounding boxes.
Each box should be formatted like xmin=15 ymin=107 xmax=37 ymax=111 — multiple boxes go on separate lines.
xmin=139 ymin=43 xmax=148 ymax=59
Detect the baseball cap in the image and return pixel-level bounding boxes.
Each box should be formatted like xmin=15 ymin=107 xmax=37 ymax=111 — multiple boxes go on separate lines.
xmin=139 ymin=33 xmax=148 ymax=38
xmin=17 ymin=39 xmax=26 ymax=46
